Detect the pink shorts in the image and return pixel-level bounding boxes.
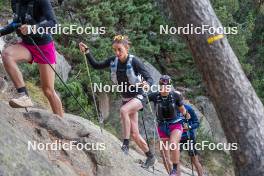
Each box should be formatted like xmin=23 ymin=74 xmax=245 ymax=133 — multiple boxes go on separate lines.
xmin=158 ymin=122 xmax=183 ymax=139
xmin=20 ymin=41 xmax=56 ymax=64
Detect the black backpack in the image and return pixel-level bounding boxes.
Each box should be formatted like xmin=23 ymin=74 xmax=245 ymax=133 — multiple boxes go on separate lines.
xmin=155 ymin=92 xmax=177 ymax=120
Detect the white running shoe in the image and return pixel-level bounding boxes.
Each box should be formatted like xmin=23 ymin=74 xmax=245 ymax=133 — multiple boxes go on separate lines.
xmin=9 ymin=93 xmax=33 ymax=108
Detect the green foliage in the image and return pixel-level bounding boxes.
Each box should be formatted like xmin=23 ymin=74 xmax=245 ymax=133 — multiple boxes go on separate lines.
xmin=55 ymin=78 xmax=95 ymax=120
xmin=19 ymin=63 xmax=39 ymax=83
xmin=0 ymin=1 xmax=3 ymax=11
xmin=212 ymin=0 xmax=264 ymax=103
xmin=51 ymin=0 xmax=204 ymax=118
xmin=52 ymin=0 xmax=264 ymax=119
xmin=0 ymin=0 xmax=8 ymax=11
xmin=196 ymin=119 xmax=234 ymax=175
xmin=10 ymin=1 xmax=262 ymax=174
xmin=18 ymin=0 xmax=263 ymax=137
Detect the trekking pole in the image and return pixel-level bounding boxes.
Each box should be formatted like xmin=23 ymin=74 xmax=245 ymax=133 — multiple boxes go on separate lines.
xmin=186 ymin=119 xmax=195 ymax=176
xmin=27 ymin=36 xmax=92 ymax=120
xmin=141 ymin=110 xmax=150 ymax=149
xmin=82 ymin=53 xmax=104 ymax=133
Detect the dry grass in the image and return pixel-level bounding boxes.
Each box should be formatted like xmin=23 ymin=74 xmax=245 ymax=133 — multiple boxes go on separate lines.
xmin=26 ymin=81 xmax=51 ymax=110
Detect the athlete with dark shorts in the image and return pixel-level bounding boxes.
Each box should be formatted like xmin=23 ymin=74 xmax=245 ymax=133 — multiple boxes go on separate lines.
xmin=147 ymin=75 xmax=190 ymax=176
xmin=79 ymin=35 xmax=156 ymax=168
xmin=1 ymin=0 xmax=63 ymax=117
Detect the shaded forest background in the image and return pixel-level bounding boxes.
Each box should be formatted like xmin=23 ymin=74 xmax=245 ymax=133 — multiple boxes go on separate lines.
xmin=1 ymin=0 xmax=263 ymax=116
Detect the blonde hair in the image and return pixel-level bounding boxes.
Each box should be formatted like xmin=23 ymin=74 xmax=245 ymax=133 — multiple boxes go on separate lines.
xmin=112 ymin=35 xmax=131 ymax=46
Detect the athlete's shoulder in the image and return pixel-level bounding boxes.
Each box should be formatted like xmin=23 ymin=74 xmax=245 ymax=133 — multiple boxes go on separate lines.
xmin=184 ymin=104 xmax=196 ymax=116
xmin=129 ymin=54 xmax=141 ymax=62
xmin=171 ymin=90 xmax=182 ymax=98
xmin=174 ymin=90 xmax=181 ymax=94
xmin=148 ymin=91 xmax=160 ymax=101
xmin=149 ymin=91 xmax=159 ymax=96
xmin=129 ymin=53 xmax=137 ymax=58
xmin=184 ymin=104 xmax=192 ymax=110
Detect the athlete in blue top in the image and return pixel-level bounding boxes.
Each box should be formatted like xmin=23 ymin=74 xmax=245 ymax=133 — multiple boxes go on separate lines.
xmin=179 ymin=104 xmax=203 ymax=176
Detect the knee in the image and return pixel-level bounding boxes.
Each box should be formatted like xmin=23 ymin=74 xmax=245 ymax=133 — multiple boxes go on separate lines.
xmin=170 ymin=136 xmax=181 ymax=145
xmin=131 ymin=131 xmax=140 ymax=140
xmin=1 ymin=49 xmax=12 ymax=64
xmin=169 ymin=139 xmax=179 ymax=146
xmin=120 ymin=106 xmax=129 ymax=117
xmin=191 ymin=156 xmax=199 ymax=164
xmin=42 ymin=87 xmax=55 ymax=98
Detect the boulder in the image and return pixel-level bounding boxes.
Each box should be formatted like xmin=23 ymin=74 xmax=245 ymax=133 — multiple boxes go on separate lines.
xmin=0 ymin=101 xmax=195 ymax=176
xmin=195 ymin=96 xmax=227 ymax=144
xmin=55 ymin=52 xmax=71 ymax=82
xmin=0 ymin=37 xmax=6 ymax=77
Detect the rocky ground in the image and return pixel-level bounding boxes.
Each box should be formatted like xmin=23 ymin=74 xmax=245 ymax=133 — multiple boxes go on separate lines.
xmin=0 ymin=100 xmax=199 ymax=176
xmin=0 ymin=35 xmax=196 ymax=175
xmin=0 ymin=33 xmax=235 ymax=175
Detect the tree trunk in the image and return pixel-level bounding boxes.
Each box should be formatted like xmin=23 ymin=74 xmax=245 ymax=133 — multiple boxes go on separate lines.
xmin=156 ymin=0 xmax=264 ymax=175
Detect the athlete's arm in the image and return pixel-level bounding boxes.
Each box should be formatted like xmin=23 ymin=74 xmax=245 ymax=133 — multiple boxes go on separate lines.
xmin=187 ymin=106 xmax=200 ymax=129
xmin=174 ymin=92 xmax=190 ymax=119
xmin=0 ymin=0 xmax=20 ymax=36
xmin=178 ymin=105 xmax=188 ymax=117
xmin=79 ymin=42 xmax=113 ymax=69
xmin=86 ymin=52 xmax=113 ymax=69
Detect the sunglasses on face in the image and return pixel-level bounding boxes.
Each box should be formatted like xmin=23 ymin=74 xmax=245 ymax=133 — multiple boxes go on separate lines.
xmin=159 ymin=79 xmax=171 ymax=85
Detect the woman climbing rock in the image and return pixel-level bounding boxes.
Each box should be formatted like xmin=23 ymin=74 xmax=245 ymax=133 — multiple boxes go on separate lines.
xmin=79 ymin=35 xmax=156 ymax=168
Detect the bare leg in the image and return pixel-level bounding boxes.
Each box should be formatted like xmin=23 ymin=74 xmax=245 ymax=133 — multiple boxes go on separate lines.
xmin=120 ymin=98 xmax=143 ymax=139
xmin=130 ymin=111 xmax=149 ymax=152
xmin=170 ymin=129 xmax=182 ymax=171
xmin=191 ymin=155 xmax=203 ymax=176
xmin=1 ymin=44 xmax=32 ymax=88
xmin=38 ymin=64 xmax=63 ymax=117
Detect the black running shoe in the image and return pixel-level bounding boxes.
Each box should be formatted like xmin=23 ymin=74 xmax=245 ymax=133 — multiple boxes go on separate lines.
xmin=121 ymin=144 xmax=129 ymax=155
xmin=141 ymin=155 xmax=156 ymax=169
xmin=169 ymin=168 xmax=177 ymax=176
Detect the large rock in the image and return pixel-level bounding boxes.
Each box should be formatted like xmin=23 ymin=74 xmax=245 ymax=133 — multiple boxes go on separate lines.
xmin=0 ymin=101 xmax=195 ymax=176
xmin=55 ymin=52 xmax=71 ymax=82
xmin=98 ymin=92 xmax=110 ymax=119
xmin=137 ymin=60 xmax=161 ymax=139
xmin=187 ymin=101 xmax=213 ymax=137
xmin=0 ymin=77 xmax=7 ymax=93
xmin=195 ymin=96 xmax=227 ymax=144
xmin=0 ymin=37 xmax=6 ymax=76
xmin=143 ymin=60 xmax=162 ymax=84
xmin=0 ymin=37 xmax=5 ymax=53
